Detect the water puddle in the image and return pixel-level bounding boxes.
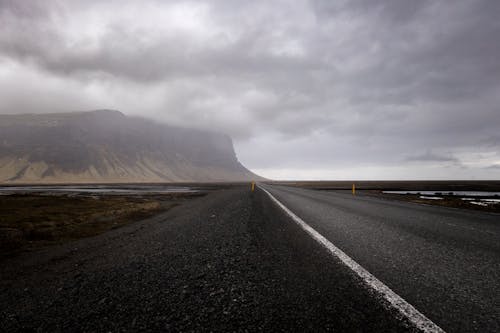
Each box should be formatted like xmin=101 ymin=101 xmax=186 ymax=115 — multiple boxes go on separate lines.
xmin=383 ymin=190 xmax=500 ymax=206
xmin=383 ymin=191 xmax=500 ymax=197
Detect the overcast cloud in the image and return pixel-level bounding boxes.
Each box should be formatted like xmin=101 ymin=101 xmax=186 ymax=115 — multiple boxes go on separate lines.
xmin=1 ymin=0 xmax=499 ymax=179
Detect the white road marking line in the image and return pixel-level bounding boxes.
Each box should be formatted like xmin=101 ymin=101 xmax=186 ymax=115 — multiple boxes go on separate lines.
xmin=259 ymin=186 xmax=445 ymax=333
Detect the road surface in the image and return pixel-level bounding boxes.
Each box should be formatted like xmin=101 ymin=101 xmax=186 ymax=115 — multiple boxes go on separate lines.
xmin=1 ymin=185 xmax=498 ymax=332
xmin=262 ymin=184 xmax=500 ymax=333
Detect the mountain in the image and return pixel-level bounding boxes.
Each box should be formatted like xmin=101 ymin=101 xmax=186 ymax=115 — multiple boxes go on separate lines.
xmin=0 ymin=110 xmax=262 ymax=183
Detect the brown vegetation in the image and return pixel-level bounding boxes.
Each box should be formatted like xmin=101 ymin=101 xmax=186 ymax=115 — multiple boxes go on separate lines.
xmin=0 ymin=193 xmax=200 ymax=254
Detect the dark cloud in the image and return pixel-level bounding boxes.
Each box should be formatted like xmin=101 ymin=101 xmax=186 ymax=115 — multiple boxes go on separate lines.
xmin=405 ymin=152 xmax=459 ymax=163
xmin=480 ymin=136 xmax=500 ymax=147
xmin=0 ymin=0 xmax=53 ymax=18
xmin=0 ymin=0 xmax=499 ymax=179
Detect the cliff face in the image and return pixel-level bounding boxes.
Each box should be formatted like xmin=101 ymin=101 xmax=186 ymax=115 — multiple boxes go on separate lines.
xmin=0 ymin=110 xmax=261 ymax=183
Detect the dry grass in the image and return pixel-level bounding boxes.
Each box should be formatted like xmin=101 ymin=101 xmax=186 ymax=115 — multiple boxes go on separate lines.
xmin=0 ymin=193 xmax=196 ymax=253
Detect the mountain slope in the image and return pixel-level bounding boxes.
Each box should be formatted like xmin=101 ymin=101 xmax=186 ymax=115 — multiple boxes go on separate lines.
xmin=0 ymin=110 xmax=261 ymax=183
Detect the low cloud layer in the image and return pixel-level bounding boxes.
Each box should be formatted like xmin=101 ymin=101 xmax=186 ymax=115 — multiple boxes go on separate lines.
xmin=1 ymin=0 xmax=499 ymax=179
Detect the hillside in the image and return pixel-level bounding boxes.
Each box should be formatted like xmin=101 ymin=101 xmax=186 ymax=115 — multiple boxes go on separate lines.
xmin=0 ymin=110 xmax=261 ymax=183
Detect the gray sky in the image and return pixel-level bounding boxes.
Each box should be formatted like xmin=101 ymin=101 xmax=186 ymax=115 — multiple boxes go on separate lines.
xmin=1 ymin=0 xmax=499 ymax=180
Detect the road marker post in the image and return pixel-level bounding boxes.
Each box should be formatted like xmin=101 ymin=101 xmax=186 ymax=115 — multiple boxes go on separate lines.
xmin=352 ymin=183 xmax=356 ymax=195
xmin=251 ymin=181 xmax=255 ymax=192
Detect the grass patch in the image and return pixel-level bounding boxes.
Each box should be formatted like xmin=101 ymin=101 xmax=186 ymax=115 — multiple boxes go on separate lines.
xmin=0 ymin=193 xmax=199 ymax=254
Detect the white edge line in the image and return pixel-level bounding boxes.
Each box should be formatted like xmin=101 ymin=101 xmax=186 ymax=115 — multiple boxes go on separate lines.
xmin=259 ymin=185 xmax=445 ymax=333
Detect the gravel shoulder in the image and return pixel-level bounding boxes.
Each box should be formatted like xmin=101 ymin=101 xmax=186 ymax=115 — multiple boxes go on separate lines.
xmin=1 ymin=186 xmax=414 ymax=332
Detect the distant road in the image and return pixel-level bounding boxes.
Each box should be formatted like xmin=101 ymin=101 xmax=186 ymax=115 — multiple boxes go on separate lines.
xmin=1 ymin=185 xmax=498 ymax=332
xmin=262 ymin=184 xmax=500 ymax=333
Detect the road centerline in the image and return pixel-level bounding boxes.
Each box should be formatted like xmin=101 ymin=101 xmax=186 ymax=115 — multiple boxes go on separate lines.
xmin=259 ymin=185 xmax=445 ymax=333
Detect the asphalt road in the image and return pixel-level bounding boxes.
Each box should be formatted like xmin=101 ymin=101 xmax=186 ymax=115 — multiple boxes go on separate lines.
xmin=1 ymin=186 xmax=417 ymax=332
xmin=1 ymin=185 xmax=498 ymax=332
xmin=262 ymin=185 xmax=500 ymax=333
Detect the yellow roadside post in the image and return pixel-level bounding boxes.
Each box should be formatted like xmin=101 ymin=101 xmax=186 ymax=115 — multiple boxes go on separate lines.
xmin=251 ymin=181 xmax=255 ymax=192
xmin=352 ymin=183 xmax=356 ymax=195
